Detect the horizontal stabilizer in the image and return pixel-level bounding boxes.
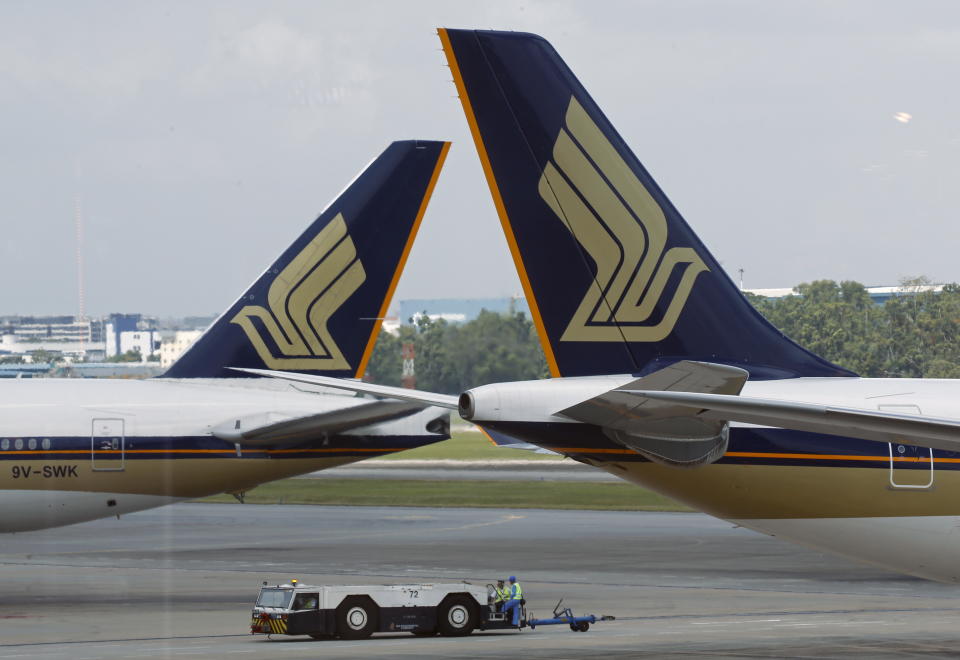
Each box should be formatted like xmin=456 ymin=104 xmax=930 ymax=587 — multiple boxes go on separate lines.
xmin=480 ymin=425 xmax=559 ymax=455
xmin=625 ymin=390 xmax=960 ymax=454
xmin=232 ymin=368 xmax=460 ymax=410
xmin=213 ymin=399 xmax=427 ymax=446
xmin=558 ymin=361 xmax=747 ymax=434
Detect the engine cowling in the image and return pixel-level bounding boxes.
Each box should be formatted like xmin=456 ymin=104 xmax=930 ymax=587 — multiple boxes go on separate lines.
xmin=458 ymin=376 xmax=632 ymax=424
xmin=459 ymin=377 xmax=730 ymax=469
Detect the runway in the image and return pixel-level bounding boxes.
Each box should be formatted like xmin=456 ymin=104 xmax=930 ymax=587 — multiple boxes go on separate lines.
xmin=2 ymin=503 xmax=959 ymax=658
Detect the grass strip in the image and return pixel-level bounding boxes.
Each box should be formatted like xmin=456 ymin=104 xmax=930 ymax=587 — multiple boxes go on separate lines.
xmin=201 ymin=478 xmax=691 ymax=512
xmin=373 ymin=430 xmax=562 ymax=462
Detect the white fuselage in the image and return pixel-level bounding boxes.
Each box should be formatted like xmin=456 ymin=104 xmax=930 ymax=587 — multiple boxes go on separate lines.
xmin=0 ymin=377 xmax=445 ymax=532
xmin=463 ymin=375 xmax=960 ymax=582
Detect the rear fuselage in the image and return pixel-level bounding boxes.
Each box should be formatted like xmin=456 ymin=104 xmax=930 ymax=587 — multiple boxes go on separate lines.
xmin=0 ymin=378 xmax=446 ymax=532
xmin=467 ymin=376 xmax=960 ymax=582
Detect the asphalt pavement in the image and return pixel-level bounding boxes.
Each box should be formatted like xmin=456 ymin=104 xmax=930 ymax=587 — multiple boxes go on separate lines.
xmin=1 ymin=504 xmax=959 ymax=658
xmin=309 ymin=459 xmax=619 ymax=481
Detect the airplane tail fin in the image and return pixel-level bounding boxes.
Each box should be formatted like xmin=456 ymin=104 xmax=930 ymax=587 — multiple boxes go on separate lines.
xmin=439 ymin=29 xmax=853 ymax=380
xmin=164 ymin=140 xmax=450 ymax=378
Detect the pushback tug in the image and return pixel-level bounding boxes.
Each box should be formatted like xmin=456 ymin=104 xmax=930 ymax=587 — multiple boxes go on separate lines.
xmin=250 ymin=580 xmax=613 ymax=639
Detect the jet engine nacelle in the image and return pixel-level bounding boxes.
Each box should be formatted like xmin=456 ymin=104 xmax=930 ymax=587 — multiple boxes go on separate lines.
xmin=458 ymin=377 xmax=630 ymax=423
xmin=460 ymin=377 xmax=730 ymax=468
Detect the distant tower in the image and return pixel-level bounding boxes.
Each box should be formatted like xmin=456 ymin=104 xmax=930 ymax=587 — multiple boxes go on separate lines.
xmin=75 ymin=196 xmax=86 ymax=358
xmin=401 ymin=343 xmax=416 ymax=389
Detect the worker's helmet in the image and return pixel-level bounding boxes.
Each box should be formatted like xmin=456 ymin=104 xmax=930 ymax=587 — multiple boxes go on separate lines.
xmin=509 ymin=576 xmax=516 ymax=582
xmin=497 ymin=579 xmax=504 ymax=585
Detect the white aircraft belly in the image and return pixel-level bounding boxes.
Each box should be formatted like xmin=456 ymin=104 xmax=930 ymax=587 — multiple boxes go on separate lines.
xmin=732 ymin=515 xmax=960 ymax=583
xmin=0 ymin=490 xmax=182 ymax=532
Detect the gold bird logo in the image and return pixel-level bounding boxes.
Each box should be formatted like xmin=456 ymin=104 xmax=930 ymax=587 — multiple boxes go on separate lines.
xmin=231 ymin=214 xmax=365 ymax=370
xmin=538 ymin=97 xmax=708 ymax=343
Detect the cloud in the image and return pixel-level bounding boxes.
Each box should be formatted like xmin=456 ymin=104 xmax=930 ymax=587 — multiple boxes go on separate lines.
xmin=205 ymin=20 xmax=319 ymax=83
xmin=0 ymin=39 xmax=149 ymax=99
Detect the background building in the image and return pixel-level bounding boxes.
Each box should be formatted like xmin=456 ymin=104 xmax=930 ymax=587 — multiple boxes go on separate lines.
xmin=0 ymin=315 xmax=104 ymax=362
xmin=104 ymin=313 xmax=161 ymax=361
xmin=159 ymin=330 xmax=204 ymax=368
xmin=398 ymin=297 xmax=529 ymax=325
xmin=745 ymin=284 xmax=944 ymax=305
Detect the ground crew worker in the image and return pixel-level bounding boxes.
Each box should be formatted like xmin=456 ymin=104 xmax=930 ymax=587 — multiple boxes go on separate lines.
xmin=493 ymin=579 xmax=509 ymax=611
xmin=502 ymin=576 xmax=523 ymax=626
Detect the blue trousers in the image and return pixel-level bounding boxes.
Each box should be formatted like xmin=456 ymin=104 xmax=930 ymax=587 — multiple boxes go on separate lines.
xmin=503 ymin=599 xmax=521 ymax=625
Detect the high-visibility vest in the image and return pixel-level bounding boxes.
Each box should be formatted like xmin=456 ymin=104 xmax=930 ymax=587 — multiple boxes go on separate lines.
xmin=495 ymin=587 xmax=508 ymax=602
xmin=510 ymin=582 xmax=523 ymax=600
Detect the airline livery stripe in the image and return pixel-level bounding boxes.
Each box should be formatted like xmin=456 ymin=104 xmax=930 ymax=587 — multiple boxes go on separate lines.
xmin=438 ymin=28 xmax=560 ymax=378
xmin=0 ymin=450 xmax=233 ymax=456
xmin=549 ymin=448 xmax=960 ymax=464
xmin=0 ymin=448 xmax=409 ymax=457
xmin=354 ymin=141 xmax=452 ymax=378
xmin=726 ymin=451 xmax=960 ymax=464
xmin=264 ymin=447 xmax=407 ymax=455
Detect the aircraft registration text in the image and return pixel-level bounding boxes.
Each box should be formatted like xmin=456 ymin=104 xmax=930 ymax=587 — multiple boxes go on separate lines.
xmin=10 ymin=465 xmax=79 ymax=479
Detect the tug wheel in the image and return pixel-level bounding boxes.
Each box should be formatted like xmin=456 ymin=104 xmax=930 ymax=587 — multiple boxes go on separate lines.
xmin=336 ymin=596 xmax=379 ymax=640
xmin=437 ymin=595 xmax=477 ymax=637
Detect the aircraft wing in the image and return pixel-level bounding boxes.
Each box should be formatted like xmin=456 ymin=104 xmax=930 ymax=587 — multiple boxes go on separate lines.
xmin=233 ymin=368 xmax=460 ymax=409
xmin=619 ymin=390 xmax=960 ymax=453
xmin=213 ymin=400 xmax=428 ymax=447
xmin=556 ymin=360 xmax=960 ymax=455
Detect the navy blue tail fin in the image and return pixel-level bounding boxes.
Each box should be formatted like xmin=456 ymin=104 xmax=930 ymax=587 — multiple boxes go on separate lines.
xmin=164 ymin=140 xmax=450 ymax=378
xmin=439 ymin=29 xmax=853 ymax=380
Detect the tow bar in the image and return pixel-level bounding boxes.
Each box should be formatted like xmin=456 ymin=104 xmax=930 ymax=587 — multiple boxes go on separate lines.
xmin=527 ymin=599 xmax=615 ymax=632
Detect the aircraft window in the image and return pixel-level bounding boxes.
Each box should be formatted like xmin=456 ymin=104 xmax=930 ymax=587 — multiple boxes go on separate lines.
xmin=0 ymin=439 xmax=8 ymax=451
xmin=256 ymin=588 xmax=292 ymax=608
xmin=292 ymin=593 xmax=319 ymax=610
xmin=14 ymin=439 xmax=23 ymax=450
xmin=28 ymin=438 xmax=37 ymax=450
xmin=42 ymin=438 xmax=51 ymax=450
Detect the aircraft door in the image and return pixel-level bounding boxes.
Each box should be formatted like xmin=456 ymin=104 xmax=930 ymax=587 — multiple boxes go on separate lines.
xmin=879 ymin=405 xmax=933 ymax=489
xmin=91 ymin=418 xmax=125 ymax=472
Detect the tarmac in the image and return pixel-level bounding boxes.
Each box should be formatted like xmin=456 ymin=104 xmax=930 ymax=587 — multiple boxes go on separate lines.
xmin=2 ymin=503 xmax=960 ymax=658
xmin=309 ymin=459 xmax=619 ymax=482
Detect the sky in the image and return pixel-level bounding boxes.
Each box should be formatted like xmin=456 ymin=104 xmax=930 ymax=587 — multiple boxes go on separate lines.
xmin=2 ymin=0 xmax=960 ymax=317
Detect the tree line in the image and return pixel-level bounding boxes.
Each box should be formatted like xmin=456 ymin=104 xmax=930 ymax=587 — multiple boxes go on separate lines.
xmin=366 ymin=310 xmax=548 ymax=393
xmin=366 ymin=278 xmax=960 ymax=392
xmin=746 ymin=278 xmax=960 ymax=378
